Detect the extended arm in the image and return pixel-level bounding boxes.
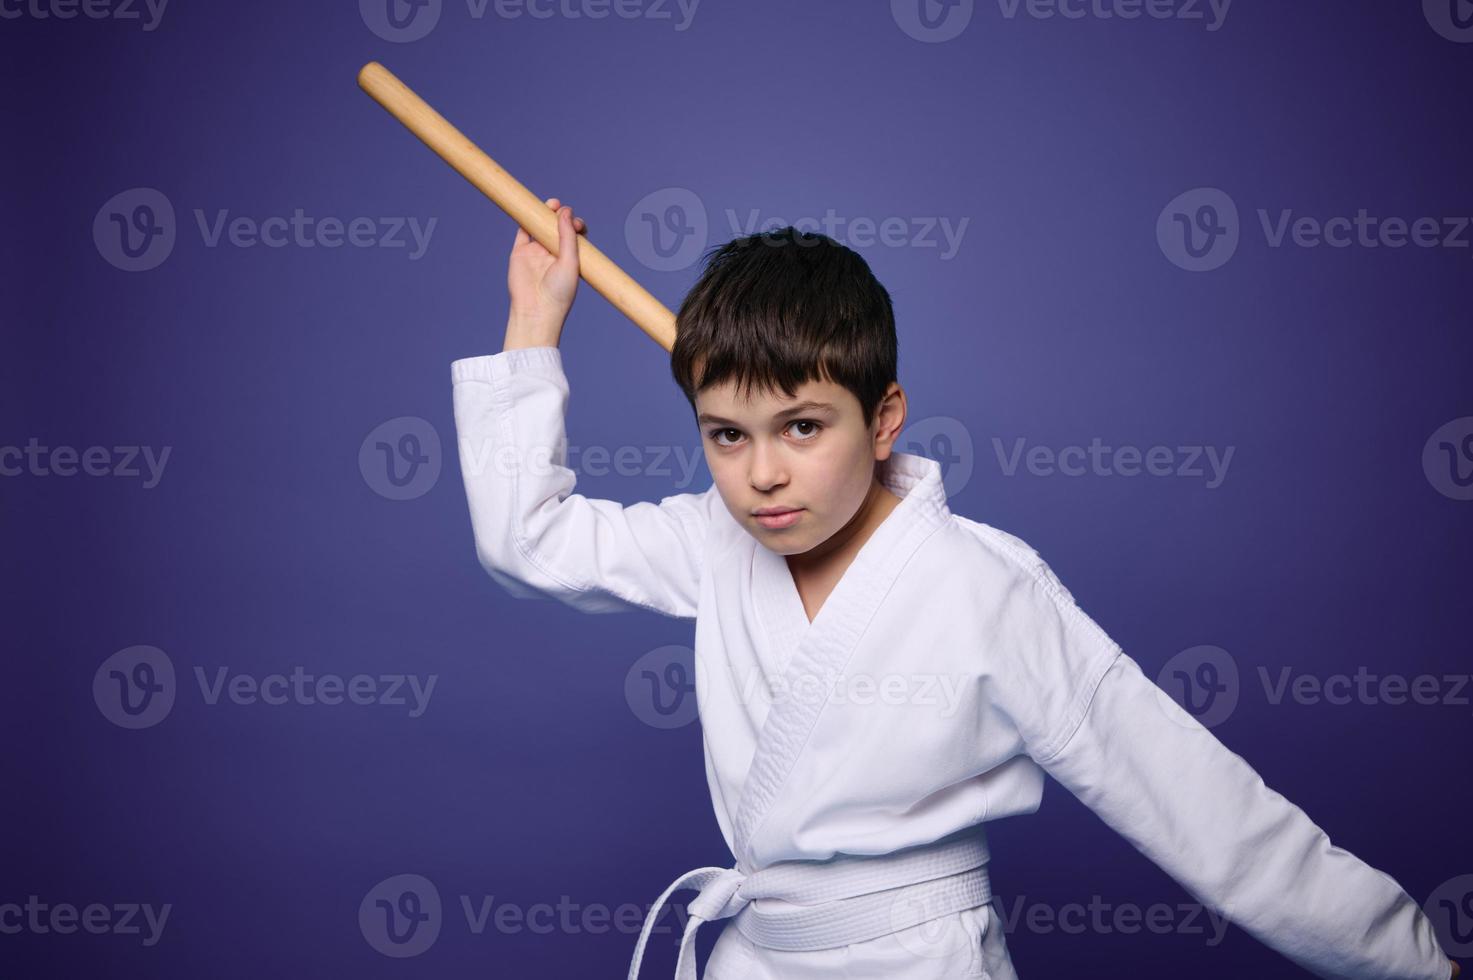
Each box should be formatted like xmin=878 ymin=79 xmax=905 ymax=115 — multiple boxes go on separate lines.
xmin=982 ymin=537 xmax=1452 ymax=979
xmin=1036 ymin=650 xmax=1451 ymax=979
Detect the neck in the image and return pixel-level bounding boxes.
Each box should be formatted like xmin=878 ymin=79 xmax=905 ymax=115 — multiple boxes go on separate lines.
xmin=788 ymin=468 xmax=903 ymax=575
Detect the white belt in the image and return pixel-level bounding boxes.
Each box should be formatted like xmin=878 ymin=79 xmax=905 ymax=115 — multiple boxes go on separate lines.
xmin=626 ymin=828 xmax=992 ymax=980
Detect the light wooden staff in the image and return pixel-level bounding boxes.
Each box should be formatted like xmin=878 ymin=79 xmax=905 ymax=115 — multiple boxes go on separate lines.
xmin=357 ymin=61 xmax=677 ymax=352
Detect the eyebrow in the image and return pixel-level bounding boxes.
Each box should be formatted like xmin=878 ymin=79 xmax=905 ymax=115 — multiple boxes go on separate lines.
xmin=696 ymin=400 xmax=838 ymax=427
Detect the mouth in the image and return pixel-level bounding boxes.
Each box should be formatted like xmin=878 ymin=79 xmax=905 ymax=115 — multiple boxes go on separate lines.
xmin=752 ymin=507 xmax=804 ymax=529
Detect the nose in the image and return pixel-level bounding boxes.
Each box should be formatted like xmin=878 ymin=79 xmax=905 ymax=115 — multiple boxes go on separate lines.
xmin=747 ymin=440 xmax=788 ymax=493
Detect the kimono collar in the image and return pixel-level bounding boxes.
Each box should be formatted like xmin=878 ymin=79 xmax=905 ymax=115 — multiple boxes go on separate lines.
xmin=739 ymin=450 xmax=953 ymax=867
xmin=876 ymin=450 xmax=950 ymax=520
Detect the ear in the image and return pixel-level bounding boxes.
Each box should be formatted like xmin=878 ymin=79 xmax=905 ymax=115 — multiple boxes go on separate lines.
xmin=871 ymin=382 xmax=908 ymax=461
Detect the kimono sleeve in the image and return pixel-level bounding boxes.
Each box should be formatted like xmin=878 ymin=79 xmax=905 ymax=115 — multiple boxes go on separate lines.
xmin=450 ymin=346 xmax=716 ymax=620
xmin=991 ymin=550 xmax=1451 ymax=980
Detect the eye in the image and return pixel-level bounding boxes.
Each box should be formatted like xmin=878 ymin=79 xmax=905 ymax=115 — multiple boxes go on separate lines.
xmin=708 ymin=427 xmax=743 ymax=447
xmin=788 ymin=420 xmax=822 ymax=441
xmin=706 ymin=421 xmax=822 ymax=447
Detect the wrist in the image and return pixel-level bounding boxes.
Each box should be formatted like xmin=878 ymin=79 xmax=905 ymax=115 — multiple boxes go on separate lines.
xmin=503 ymin=311 xmax=563 ymax=350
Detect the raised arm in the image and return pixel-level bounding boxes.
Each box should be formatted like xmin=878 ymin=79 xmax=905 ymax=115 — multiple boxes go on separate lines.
xmin=979 ymin=535 xmax=1453 ymax=979
xmin=449 ymin=197 xmax=717 ymax=619
xmin=452 ymin=346 xmax=715 ymax=618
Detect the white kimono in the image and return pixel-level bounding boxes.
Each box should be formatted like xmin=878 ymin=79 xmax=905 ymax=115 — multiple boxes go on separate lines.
xmin=451 ymin=346 xmax=1452 ymax=980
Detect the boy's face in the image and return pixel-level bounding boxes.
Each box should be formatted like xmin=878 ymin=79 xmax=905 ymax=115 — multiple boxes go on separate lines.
xmin=695 ymin=374 xmax=905 ymax=556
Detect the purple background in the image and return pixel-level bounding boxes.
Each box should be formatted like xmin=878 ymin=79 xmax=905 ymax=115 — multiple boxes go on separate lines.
xmin=3 ymin=0 xmax=1470 ymax=976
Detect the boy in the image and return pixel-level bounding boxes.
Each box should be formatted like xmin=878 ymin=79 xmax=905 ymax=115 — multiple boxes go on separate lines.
xmin=450 ymin=199 xmax=1458 ymax=979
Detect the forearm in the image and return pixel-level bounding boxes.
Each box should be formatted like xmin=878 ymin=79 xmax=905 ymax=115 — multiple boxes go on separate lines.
xmin=1039 ymin=653 xmax=1452 ymax=980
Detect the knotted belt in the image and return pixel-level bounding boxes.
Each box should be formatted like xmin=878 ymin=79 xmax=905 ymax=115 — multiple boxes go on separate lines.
xmin=626 ymin=828 xmax=992 ymax=980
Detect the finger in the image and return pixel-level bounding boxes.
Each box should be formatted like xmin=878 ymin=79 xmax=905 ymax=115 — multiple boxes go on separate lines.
xmin=544 ymin=197 xmax=577 ymax=239
xmin=544 ymin=196 xmax=585 ymax=233
xmin=547 ymin=197 xmax=586 ymax=232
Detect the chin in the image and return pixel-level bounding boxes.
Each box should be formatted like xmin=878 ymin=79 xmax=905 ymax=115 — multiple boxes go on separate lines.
xmin=762 ymin=527 xmax=822 ymax=556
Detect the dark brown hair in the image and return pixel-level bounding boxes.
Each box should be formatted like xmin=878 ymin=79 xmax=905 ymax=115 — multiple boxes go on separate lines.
xmin=669 ymin=226 xmax=898 ymax=429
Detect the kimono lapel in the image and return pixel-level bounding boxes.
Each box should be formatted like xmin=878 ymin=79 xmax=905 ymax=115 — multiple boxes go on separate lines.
xmin=750 ymin=546 xmax=811 ymax=676
xmin=733 ymin=452 xmax=951 ymax=869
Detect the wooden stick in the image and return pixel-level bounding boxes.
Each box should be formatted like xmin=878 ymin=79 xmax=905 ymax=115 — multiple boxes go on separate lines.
xmin=357 ymin=61 xmax=677 ymax=352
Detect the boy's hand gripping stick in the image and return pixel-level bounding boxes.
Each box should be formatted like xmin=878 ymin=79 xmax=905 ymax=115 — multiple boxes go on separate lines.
xmin=357 ymin=61 xmax=678 ymax=352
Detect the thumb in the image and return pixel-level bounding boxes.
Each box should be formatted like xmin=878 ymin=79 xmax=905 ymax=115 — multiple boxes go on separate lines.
xmin=554 ymin=206 xmax=579 ymax=277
